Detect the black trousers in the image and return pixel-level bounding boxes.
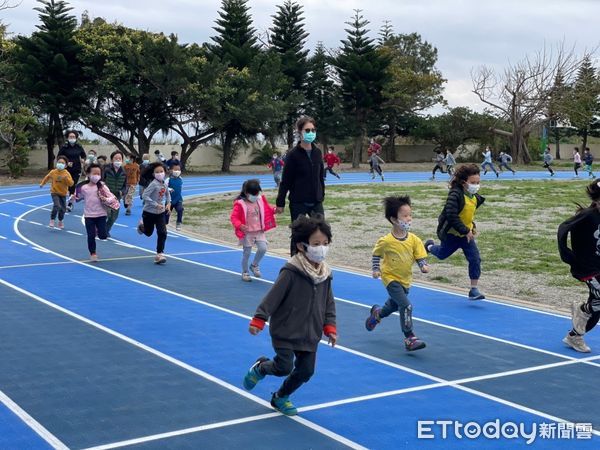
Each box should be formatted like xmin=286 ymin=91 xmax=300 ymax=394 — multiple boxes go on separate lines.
xmin=66 ymin=169 xmax=80 ymax=197
xmin=583 ymin=276 xmax=600 ymax=333
xmin=259 ymin=348 xmax=317 ymax=397
xmin=142 ymin=211 xmax=167 ymax=253
xmin=84 ymin=216 xmax=108 ymax=254
xmin=289 ymin=202 xmax=324 ymax=254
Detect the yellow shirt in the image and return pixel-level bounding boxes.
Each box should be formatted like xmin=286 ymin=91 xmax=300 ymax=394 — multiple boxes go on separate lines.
xmin=372 ymin=232 xmax=427 ymax=288
xmin=40 ymin=169 xmax=74 ymax=196
xmin=449 ymin=193 xmax=477 ymax=237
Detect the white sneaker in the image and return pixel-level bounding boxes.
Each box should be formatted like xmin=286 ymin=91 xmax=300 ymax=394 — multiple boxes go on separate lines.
xmin=563 ymin=333 xmax=591 ymax=353
xmin=571 ymin=301 xmax=591 ymax=335
xmin=250 ymin=264 xmax=262 ymax=278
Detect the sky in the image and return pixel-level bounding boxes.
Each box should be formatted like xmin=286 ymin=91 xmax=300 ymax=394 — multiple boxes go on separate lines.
xmin=2 ymin=0 xmax=599 ymax=114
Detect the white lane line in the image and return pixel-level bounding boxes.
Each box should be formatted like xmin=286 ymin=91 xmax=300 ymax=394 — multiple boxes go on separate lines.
xmin=0 ymin=235 xmax=6 ymax=239
xmin=0 ymin=212 xmax=10 ymax=217
xmin=0 ymin=278 xmax=366 ymax=450
xmin=65 ymin=231 xmax=83 ymax=236
xmin=113 ymin=223 xmax=128 ymax=228
xmin=10 ymin=240 xmax=27 ymax=246
xmin=28 ymin=221 xmax=43 ymax=226
xmin=31 ymin=247 xmax=52 ymax=254
xmin=0 ymin=389 xmax=68 ymax=450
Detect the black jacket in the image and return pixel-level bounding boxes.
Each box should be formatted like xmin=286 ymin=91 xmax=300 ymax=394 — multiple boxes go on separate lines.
xmin=253 ymin=263 xmax=336 ymax=352
xmin=437 ymin=187 xmax=485 ymax=240
xmin=557 ymin=207 xmax=600 ymax=280
xmin=57 ymin=143 xmax=86 ymax=172
xmin=276 ymin=143 xmax=325 ymax=207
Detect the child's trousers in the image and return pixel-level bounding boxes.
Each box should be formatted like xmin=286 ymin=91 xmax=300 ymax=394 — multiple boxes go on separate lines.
xmin=259 ymin=348 xmax=316 ymax=397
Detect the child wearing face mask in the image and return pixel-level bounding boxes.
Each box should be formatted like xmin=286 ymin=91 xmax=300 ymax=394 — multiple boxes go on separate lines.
xmin=243 ymin=214 xmax=337 ymax=416
xmin=167 ymin=163 xmax=184 ymax=230
xmin=138 ymin=163 xmax=171 ymax=264
xmin=40 ymin=156 xmax=74 ymax=229
xmin=230 ymin=179 xmax=277 ymax=282
xmin=102 ymin=151 xmax=126 ymax=237
xmin=139 ymin=154 xmax=152 ymax=199
xmin=365 ymin=195 xmax=429 ymax=352
xmin=424 ymin=164 xmax=486 ymax=300
xmin=74 ymin=163 xmax=113 ymax=262
xmin=124 ymin=155 xmax=140 ymax=215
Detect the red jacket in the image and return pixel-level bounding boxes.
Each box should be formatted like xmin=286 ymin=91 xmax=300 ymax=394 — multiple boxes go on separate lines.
xmin=367 ymin=142 xmax=381 ymax=157
xmin=230 ymin=195 xmax=277 ymax=239
xmin=323 ymin=153 xmax=340 ymax=168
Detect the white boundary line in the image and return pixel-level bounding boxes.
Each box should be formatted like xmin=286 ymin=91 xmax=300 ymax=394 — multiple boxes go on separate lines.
xmin=0 ymin=388 xmax=68 ymax=450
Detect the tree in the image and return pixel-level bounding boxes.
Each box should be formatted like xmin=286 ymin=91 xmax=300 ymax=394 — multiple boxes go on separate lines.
xmin=334 ymin=10 xmax=390 ymax=167
xmin=546 ymin=70 xmax=571 ymax=159
xmin=472 ymin=44 xmax=583 ymax=163
xmin=0 ymin=105 xmax=38 ymax=177
xmin=12 ymin=0 xmax=86 ymax=169
xmin=269 ymin=0 xmax=309 ymax=147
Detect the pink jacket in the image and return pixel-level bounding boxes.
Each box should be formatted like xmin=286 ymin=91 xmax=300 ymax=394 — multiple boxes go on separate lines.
xmin=230 ymin=195 xmax=277 ymax=239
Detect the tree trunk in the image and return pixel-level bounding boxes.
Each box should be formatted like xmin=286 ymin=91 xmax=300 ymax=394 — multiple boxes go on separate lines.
xmin=554 ymin=127 xmax=561 ymax=160
xmin=510 ymin=129 xmax=531 ymax=164
xmin=581 ymin=129 xmax=588 ymax=152
xmin=352 ymin=129 xmax=365 ymax=168
xmin=286 ymin=127 xmax=294 ymax=149
xmin=46 ymin=113 xmax=62 ymax=169
xmin=221 ymin=129 xmax=235 ymax=172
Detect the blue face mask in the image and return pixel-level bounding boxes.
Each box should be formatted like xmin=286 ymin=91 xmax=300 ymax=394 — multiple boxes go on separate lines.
xmin=303 ymin=131 xmax=316 ymax=143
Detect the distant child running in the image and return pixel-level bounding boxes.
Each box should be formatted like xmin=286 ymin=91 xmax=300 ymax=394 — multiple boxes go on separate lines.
xmin=74 ymin=163 xmax=119 ymax=262
xmin=558 ymin=179 xmax=600 ymax=352
xmin=425 ymin=164 xmax=487 ymax=300
xmin=137 ymin=163 xmax=170 ymax=264
xmin=230 ymin=179 xmax=277 ymax=282
xmin=430 ymin=150 xmax=446 ymax=180
xmin=39 ymin=156 xmax=74 ymax=229
xmin=124 ymin=155 xmax=140 ymax=215
xmin=139 ymin=153 xmax=151 ymax=199
xmin=243 ymin=215 xmax=337 ymax=416
xmin=365 ymin=196 xmax=430 ymax=351
xmin=323 ymin=146 xmax=341 ymax=179
xmin=542 ymin=147 xmax=555 ymax=176
xmin=498 ymin=151 xmax=516 ymax=174
xmin=167 ymin=163 xmax=184 ymax=231
xmin=481 ymin=146 xmax=499 ymax=177
xmin=573 ymin=147 xmax=582 ymax=177
xmin=267 ymin=152 xmax=285 ymax=187
xmin=445 ymin=150 xmax=456 ymax=176
xmin=367 ymin=139 xmax=382 ymax=177
xmin=369 ymin=153 xmax=385 ymax=181
xmin=583 ymin=148 xmax=596 ymax=178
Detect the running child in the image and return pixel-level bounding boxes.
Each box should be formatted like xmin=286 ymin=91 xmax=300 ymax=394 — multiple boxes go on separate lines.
xmin=74 ymin=163 xmax=119 ymax=262
xmin=167 ymin=163 xmax=184 ymax=231
xmin=573 ymin=147 xmax=582 ymax=177
xmin=424 ymin=164 xmax=487 ymax=300
xmin=430 ymin=150 xmax=446 ymax=180
xmin=542 ymin=147 xmax=555 ymax=176
xmin=139 ymin=153 xmax=151 ymax=199
xmin=137 ymin=163 xmax=170 ymax=264
xmin=365 ymin=195 xmax=430 ymax=351
xmin=230 ymin=179 xmax=277 ymax=282
xmin=267 ymin=152 xmax=285 ymax=187
xmin=498 ymin=151 xmax=516 ymax=174
xmin=243 ymin=215 xmax=337 ymax=416
xmin=558 ymin=179 xmax=600 ymax=352
xmin=369 ymin=153 xmax=385 ymax=181
xmin=124 ymin=155 xmax=140 ymax=215
xmin=583 ymin=148 xmax=596 ymax=178
xmin=367 ymin=139 xmax=382 ymax=177
xmin=103 ymin=151 xmax=127 ymax=237
xmin=445 ymin=149 xmax=456 ymax=176
xmin=39 ymin=156 xmax=74 ymax=229
xmin=481 ymin=146 xmax=499 ymax=177
xmin=323 ymin=146 xmax=341 ymax=179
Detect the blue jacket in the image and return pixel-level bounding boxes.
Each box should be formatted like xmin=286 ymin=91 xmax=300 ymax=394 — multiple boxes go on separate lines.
xmin=168 ymin=176 xmax=183 ymax=204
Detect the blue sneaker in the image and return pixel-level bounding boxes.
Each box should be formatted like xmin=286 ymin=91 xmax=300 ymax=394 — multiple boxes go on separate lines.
xmin=468 ymin=287 xmax=485 ymax=300
xmin=365 ymin=304 xmax=381 ymax=331
xmin=424 ymin=239 xmax=435 ymax=254
xmin=243 ymin=356 xmax=268 ymax=391
xmin=271 ymin=393 xmax=298 ymax=416
xmin=404 ymin=336 xmax=426 ymax=351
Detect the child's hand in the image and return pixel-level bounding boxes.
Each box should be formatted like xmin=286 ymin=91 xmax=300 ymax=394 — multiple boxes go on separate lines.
xmin=328 ymin=333 xmax=337 ymax=347
xmin=165 ymin=203 xmax=171 ymax=214
xmin=466 ymin=230 xmax=475 ymax=242
xmin=420 ymin=264 xmax=430 ymax=274
xmin=249 ymin=325 xmax=261 ymax=335
xmin=240 ymin=224 xmax=249 ymax=232
xmin=372 ymin=271 xmax=381 ymax=279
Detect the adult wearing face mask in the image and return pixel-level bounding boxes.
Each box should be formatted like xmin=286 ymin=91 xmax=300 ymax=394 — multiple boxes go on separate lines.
xmin=58 ymin=130 xmax=86 ymax=211
xmin=424 ymin=164 xmax=487 ymax=300
xmin=276 ymin=117 xmax=325 ymax=254
xmin=102 ymin=151 xmax=127 ymax=237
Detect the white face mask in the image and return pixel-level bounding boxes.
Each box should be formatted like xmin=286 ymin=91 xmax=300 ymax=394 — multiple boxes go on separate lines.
xmin=56 ymin=162 xmax=66 ymax=170
xmin=68 ymin=138 xmax=76 ymax=145
xmin=466 ymin=183 xmax=480 ymax=195
xmin=113 ymin=161 xmax=122 ymax=168
xmin=247 ymin=194 xmax=259 ymax=203
xmin=303 ymin=244 xmax=329 ymax=263
xmin=172 ymin=170 xmax=181 ymax=177
xmin=154 ymin=172 xmax=165 ymax=181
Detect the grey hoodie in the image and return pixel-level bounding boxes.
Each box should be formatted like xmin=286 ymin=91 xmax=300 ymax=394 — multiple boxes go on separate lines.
xmin=142 ymin=179 xmax=171 ymax=214
xmin=253 ymin=263 xmax=336 ymax=352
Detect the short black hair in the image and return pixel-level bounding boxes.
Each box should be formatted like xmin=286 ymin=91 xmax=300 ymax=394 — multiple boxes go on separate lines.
xmin=239 ymin=178 xmax=262 ymax=198
xmin=290 ymin=214 xmax=332 ymax=255
xmin=85 ymin=163 xmax=102 ymax=174
xmin=171 ymin=162 xmax=181 ymax=169
xmin=56 ymin=155 xmax=68 ymax=164
xmin=97 ymin=155 xmax=107 ymax=161
xmin=384 ymin=196 xmax=411 ymax=223
xmin=154 ymin=150 xmax=160 ymax=154
xmin=110 ymin=150 xmax=124 ymax=161
xmin=65 ymin=130 xmax=79 ymax=138
xmin=171 ymin=151 xmax=178 ymax=156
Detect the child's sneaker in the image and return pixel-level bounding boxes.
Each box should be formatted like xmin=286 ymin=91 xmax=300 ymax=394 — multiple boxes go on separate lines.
xmin=57 ymin=221 xmax=64 ymax=229
xmin=137 ymin=222 xmax=144 ymax=235
xmin=66 ymin=203 xmax=73 ymax=212
xmin=243 ymin=356 xmax=268 ymax=390
xmin=563 ymin=333 xmax=591 ymax=353
xmin=125 ymin=209 xmax=131 ymax=216
xmin=468 ymin=287 xmax=485 ymax=300
xmin=404 ymin=336 xmax=426 ymax=352
xmin=571 ymin=301 xmax=591 ymax=335
xmin=90 ymin=253 xmax=98 ymax=262
xmin=242 ymin=272 xmax=252 ymax=282
xmin=365 ymin=304 xmax=381 ymax=331
xmin=270 ymin=393 xmax=298 ymax=416
xmin=176 ymin=223 xmax=182 ymax=231
xmin=424 ymin=239 xmax=435 ymax=253
xmin=48 ymin=219 xmax=55 ymax=228
xmin=250 ymin=264 xmax=262 ymax=278
xmin=154 ymin=253 xmax=167 ymax=264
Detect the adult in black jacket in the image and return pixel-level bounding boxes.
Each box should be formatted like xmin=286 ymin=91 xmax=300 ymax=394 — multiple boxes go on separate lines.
xmin=57 ymin=130 xmax=86 ymax=211
xmin=276 ymin=116 xmax=325 ymax=253
xmin=424 ymin=164 xmax=487 ymax=300
xmin=558 ymin=179 xmax=600 ymax=353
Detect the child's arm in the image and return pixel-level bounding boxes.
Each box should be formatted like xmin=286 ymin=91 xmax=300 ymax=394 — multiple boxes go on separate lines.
xmin=40 ymin=172 xmax=51 ymax=187
xmin=65 ymin=171 xmax=74 ymax=188
xmin=230 ymin=201 xmax=247 ymax=232
xmin=248 ymin=270 xmax=293 ymax=334
xmin=415 ymin=238 xmax=430 ymax=273
xmin=557 ymin=214 xmax=585 ymax=266
xmin=323 ymin=284 xmax=337 ymax=347
xmin=371 ymin=238 xmax=385 ymax=278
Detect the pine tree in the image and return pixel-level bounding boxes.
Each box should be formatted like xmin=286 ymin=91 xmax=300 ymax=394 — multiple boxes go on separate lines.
xmin=567 ymin=56 xmax=600 ymax=151
xmin=334 ymin=10 xmax=390 ymax=167
xmin=269 ymin=0 xmax=309 ymax=146
xmin=13 ymin=0 xmax=85 ymax=168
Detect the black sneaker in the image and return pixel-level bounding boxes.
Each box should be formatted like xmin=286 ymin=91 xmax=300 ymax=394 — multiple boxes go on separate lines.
xmin=424 ymin=239 xmax=435 ymax=253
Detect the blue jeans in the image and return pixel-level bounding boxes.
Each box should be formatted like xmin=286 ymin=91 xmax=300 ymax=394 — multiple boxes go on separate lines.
xmin=430 ymin=233 xmax=481 ymax=280
xmin=481 ymin=162 xmax=498 ymax=174
xmin=380 ymin=281 xmax=413 ymax=337
xmin=167 ymin=201 xmax=184 ymax=225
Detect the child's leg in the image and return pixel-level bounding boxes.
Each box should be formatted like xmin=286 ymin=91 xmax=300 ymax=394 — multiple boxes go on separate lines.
xmin=142 ymin=211 xmax=156 ymax=237
xmin=460 ymin=238 xmax=482 ymax=283
xmin=106 ymin=208 xmax=120 ymax=232
xmin=50 ymin=194 xmax=61 ymax=220
xmin=125 ymin=185 xmax=135 ymax=209
xmin=252 ymin=240 xmax=267 ymax=267
xmin=175 ymin=201 xmax=184 ymax=224
xmin=574 ymin=163 xmax=579 ymax=176
xmin=276 ymin=350 xmax=316 ymax=398
xmin=429 ymin=234 xmax=462 ymax=261
xmin=57 ymin=195 xmax=67 ymax=221
xmin=384 ymin=282 xmax=414 ymax=337
xmin=84 ymin=218 xmax=97 ymax=254
xmin=96 ymin=216 xmax=108 ymax=240
xmin=155 ymin=212 xmax=167 ymax=254
xmin=241 ymin=246 xmax=252 ymax=273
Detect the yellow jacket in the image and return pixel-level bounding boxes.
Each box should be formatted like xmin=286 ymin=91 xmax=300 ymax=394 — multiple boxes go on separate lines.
xmin=40 ymin=169 xmax=74 ymax=196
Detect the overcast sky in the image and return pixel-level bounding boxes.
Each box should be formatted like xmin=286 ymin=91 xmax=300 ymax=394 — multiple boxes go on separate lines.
xmin=2 ymin=0 xmax=599 ymax=113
